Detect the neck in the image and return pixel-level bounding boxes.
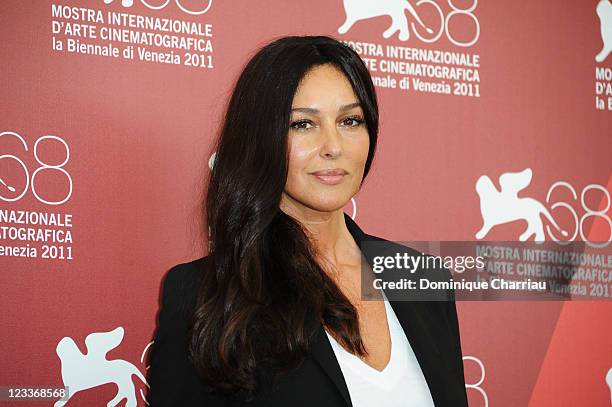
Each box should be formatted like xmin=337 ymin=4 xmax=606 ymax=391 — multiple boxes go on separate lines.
xmin=279 ymin=194 xmax=361 ymax=274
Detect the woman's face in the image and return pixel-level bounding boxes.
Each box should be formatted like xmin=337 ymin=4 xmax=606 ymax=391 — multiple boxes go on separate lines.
xmin=281 ymin=64 xmax=370 ymax=216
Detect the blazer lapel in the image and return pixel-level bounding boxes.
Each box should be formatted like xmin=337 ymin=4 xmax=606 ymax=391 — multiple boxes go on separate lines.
xmin=348 ymin=213 xmax=449 ymax=405
xmin=307 ymin=213 xmax=453 ymax=407
xmin=308 ymin=325 xmax=354 ymax=407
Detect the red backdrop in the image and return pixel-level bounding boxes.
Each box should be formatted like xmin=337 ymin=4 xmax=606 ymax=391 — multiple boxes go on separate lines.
xmin=1 ymin=0 xmax=611 ymax=405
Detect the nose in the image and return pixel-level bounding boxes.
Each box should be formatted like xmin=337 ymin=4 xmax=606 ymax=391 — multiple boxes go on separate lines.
xmin=319 ymin=124 xmax=342 ymax=159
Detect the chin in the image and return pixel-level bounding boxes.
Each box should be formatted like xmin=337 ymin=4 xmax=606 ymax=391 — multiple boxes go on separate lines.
xmin=303 ymin=196 xmax=352 ymax=213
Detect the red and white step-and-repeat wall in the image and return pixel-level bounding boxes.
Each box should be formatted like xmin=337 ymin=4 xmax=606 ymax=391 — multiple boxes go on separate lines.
xmin=1 ymin=1 xmax=611 ymax=406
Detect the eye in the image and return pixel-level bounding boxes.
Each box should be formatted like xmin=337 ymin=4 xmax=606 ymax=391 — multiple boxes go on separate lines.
xmin=290 ymin=119 xmax=314 ymax=131
xmin=342 ymin=116 xmax=365 ymax=128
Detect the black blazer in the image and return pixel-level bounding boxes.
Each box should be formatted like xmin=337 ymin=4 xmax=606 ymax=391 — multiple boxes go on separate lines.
xmin=147 ymin=213 xmax=469 ymax=406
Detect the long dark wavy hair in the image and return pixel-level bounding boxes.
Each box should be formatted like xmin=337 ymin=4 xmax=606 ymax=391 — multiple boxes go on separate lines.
xmin=188 ymin=35 xmax=379 ymax=399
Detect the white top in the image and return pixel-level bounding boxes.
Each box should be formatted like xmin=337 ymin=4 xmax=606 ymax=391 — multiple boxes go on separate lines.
xmin=324 ymin=293 xmax=435 ymax=407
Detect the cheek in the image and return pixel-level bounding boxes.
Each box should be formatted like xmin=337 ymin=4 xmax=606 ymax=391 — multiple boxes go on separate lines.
xmin=285 ymin=137 xmax=314 ymax=189
xmin=348 ymin=132 xmax=370 ymax=170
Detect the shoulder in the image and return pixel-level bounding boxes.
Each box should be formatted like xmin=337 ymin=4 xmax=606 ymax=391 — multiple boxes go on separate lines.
xmin=165 ymin=255 xmax=211 ymax=285
xmin=148 ymin=255 xmax=228 ymax=405
xmin=162 ymin=256 xmax=211 ymax=309
xmin=154 ymin=255 xmax=213 ymax=336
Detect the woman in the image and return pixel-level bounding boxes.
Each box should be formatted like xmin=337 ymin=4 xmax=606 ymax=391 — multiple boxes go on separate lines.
xmin=147 ymin=35 xmax=468 ymax=406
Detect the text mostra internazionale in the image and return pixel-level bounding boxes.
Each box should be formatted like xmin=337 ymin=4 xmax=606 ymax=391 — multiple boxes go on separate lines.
xmin=51 ymin=4 xmax=213 ymax=53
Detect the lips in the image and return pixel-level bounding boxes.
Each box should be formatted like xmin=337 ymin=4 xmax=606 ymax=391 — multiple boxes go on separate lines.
xmin=311 ymin=168 xmax=348 ymax=176
xmin=310 ymin=168 xmax=348 ymax=185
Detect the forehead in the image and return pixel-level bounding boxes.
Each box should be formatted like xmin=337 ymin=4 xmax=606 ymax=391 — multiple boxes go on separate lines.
xmin=292 ymin=64 xmax=359 ymax=109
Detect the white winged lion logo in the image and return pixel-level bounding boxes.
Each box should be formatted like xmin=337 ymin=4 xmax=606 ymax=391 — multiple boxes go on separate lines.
xmin=55 ymin=326 xmax=148 ymax=407
xmin=596 ymin=0 xmax=612 ymax=62
xmin=338 ymin=0 xmax=433 ymax=41
xmin=475 ymin=168 xmax=568 ymax=242
xmin=606 ymin=367 xmax=612 ymax=404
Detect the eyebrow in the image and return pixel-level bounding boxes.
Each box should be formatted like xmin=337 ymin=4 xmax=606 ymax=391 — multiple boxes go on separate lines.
xmin=290 ymin=102 xmax=362 ymax=114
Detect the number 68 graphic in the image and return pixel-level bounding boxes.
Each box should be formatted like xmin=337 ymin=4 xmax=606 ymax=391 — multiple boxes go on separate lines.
xmin=103 ymin=0 xmax=213 ymax=16
xmin=0 ymin=131 xmax=72 ymax=205
xmin=546 ymin=181 xmax=612 ymax=248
